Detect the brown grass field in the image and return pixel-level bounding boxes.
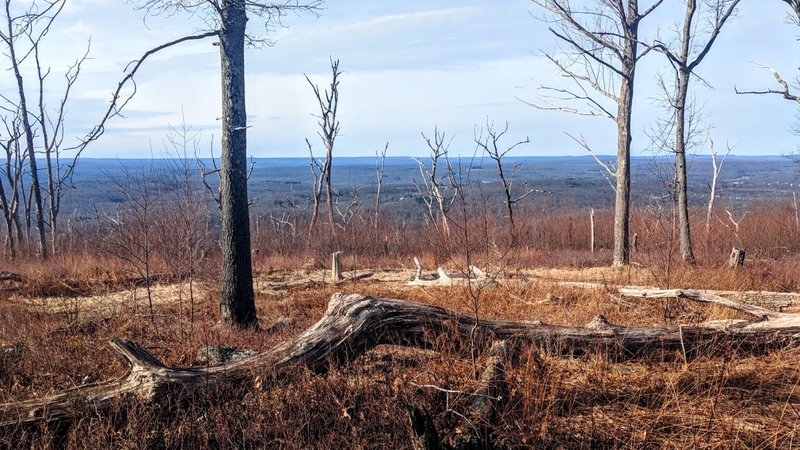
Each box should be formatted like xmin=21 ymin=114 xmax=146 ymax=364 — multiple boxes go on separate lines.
xmin=1 ymin=203 xmax=799 ymax=449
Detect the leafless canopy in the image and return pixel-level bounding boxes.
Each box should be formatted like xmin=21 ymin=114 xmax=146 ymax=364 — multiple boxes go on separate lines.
xmin=413 ymin=128 xmax=457 ymax=236
xmin=305 ymin=58 xmax=341 ymax=234
xmin=136 ymin=0 xmax=322 ymax=46
xmin=474 ymin=120 xmax=544 ymax=230
xmin=527 ymin=0 xmax=663 ymax=120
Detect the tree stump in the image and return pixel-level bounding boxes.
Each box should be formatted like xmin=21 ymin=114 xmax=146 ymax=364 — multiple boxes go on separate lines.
xmin=729 ymin=247 xmax=745 ymax=268
xmin=331 ymin=251 xmax=343 ymax=281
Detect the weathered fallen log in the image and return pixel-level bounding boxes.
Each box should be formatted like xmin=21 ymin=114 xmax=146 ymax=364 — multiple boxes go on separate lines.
xmin=407 ymin=257 xmax=495 ymax=287
xmin=618 ymin=288 xmax=785 ymax=320
xmin=336 ymin=271 xmax=374 ymax=284
xmin=538 ymin=278 xmax=800 ymax=312
xmin=2 ymin=292 xmax=800 ymax=427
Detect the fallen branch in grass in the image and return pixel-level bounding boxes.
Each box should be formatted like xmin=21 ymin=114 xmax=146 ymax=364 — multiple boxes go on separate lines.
xmin=537 ymin=278 xmax=800 ymax=312
xmin=2 ymin=292 xmax=799 ymax=427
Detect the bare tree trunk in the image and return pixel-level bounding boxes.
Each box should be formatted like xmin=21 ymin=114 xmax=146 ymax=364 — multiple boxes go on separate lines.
xmin=612 ymin=35 xmax=635 ymax=267
xmin=590 ymin=208 xmax=595 ymax=254
xmin=659 ymin=0 xmax=740 ymax=263
xmin=325 ymin=155 xmax=335 ymax=235
xmin=706 ymin=140 xmax=727 ymax=234
xmin=4 ymin=1 xmax=47 ymax=259
xmin=374 ymin=142 xmax=387 ymax=230
xmin=218 ymin=0 xmax=256 ymax=327
xmin=305 ymin=59 xmax=341 ymax=237
xmin=674 ymin=74 xmax=695 ymax=264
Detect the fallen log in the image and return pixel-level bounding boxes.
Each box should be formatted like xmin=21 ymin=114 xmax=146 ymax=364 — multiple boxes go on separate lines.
xmin=618 ymin=288 xmax=785 ymax=320
xmin=537 ymin=278 xmax=800 ymax=312
xmin=2 ymin=292 xmax=800 ymax=427
xmin=336 ymin=271 xmax=374 ymax=284
xmin=407 ymin=257 xmax=495 ymax=287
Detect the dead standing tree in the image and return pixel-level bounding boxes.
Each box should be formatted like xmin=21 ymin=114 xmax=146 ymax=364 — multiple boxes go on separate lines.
xmin=414 ymin=128 xmax=456 ymax=237
xmin=649 ymin=0 xmax=741 ymax=265
xmin=530 ymin=0 xmax=664 ymax=266
xmin=474 ymin=120 xmax=544 ymax=234
xmin=0 ymin=118 xmax=24 ymax=258
xmin=0 ymin=0 xmax=69 ymax=259
xmin=306 ymin=58 xmax=341 ymax=237
xmin=373 ymin=142 xmax=388 ymax=231
xmin=705 ymin=138 xmax=731 ymax=235
xmin=30 ymin=23 xmax=90 ymax=257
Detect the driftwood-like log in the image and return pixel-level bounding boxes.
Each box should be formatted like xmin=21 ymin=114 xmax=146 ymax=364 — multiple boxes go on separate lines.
xmin=336 ymin=271 xmax=374 ymax=284
xmin=539 ymin=279 xmax=800 ymax=312
xmin=2 ymin=292 xmax=800 ymax=427
xmin=618 ymin=288 xmax=784 ymax=320
xmin=408 ymin=258 xmax=494 ymax=287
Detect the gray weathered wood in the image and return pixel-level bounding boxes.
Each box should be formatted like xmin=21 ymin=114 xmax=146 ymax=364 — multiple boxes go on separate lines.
xmin=729 ymin=247 xmax=745 ymax=268
xmin=331 ymin=251 xmax=343 ymax=281
xmin=2 ymin=292 xmax=799 ymax=427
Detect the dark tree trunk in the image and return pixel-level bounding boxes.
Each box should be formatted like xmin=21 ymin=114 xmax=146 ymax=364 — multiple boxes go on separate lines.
xmin=218 ymin=0 xmax=257 ymax=327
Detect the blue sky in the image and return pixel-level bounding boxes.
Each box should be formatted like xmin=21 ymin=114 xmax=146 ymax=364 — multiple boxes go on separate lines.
xmin=11 ymin=0 xmax=800 ymax=158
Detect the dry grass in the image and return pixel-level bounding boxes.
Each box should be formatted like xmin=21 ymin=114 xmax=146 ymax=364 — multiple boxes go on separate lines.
xmin=2 ymin=203 xmax=800 ymax=448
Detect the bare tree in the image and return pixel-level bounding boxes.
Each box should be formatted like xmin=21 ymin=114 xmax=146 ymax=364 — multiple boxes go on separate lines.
xmin=705 ymin=138 xmax=731 ymax=235
xmin=0 ymin=0 xmax=70 ymax=258
xmin=649 ymin=0 xmax=741 ymax=264
xmin=474 ymin=120 xmax=542 ymax=232
xmin=0 ymin=118 xmax=24 ymax=258
xmin=530 ymin=0 xmax=664 ymax=266
xmin=305 ymin=58 xmax=341 ymax=236
xmin=133 ymin=0 xmax=321 ymax=328
xmin=31 ymin=30 xmax=90 ymax=257
xmin=158 ymin=118 xmax=214 ymax=335
xmin=413 ymin=128 xmax=456 ymax=236
xmin=373 ymin=142 xmax=388 ymax=230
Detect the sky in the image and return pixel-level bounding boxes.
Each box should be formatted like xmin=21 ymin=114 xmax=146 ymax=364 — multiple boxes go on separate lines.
xmin=6 ymin=0 xmax=800 ymax=158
